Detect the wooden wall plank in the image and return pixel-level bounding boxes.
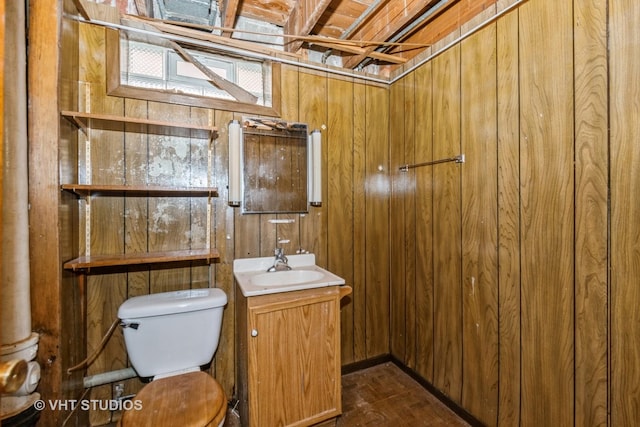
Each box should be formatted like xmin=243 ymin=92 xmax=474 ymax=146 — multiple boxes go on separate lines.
xmin=496 ymin=7 xmax=521 ymax=427
xmin=403 ymin=72 xmax=417 ymax=370
xmin=120 ymin=98 xmax=150 ymax=410
xmin=352 ymin=81 xmax=368 ymax=362
xmin=146 ymin=101 xmax=192 ymax=295
xmin=460 ymin=23 xmax=499 ymax=426
xmin=275 ymin=64 xmax=301 ymax=259
xmin=364 ymin=83 xmax=390 ymax=358
xmin=276 ymin=65 xmax=301 ymax=261
xmin=327 ymin=77 xmax=356 ymax=365
xmin=610 ymin=0 xmax=640 ymax=425
xmin=519 ymin=0 xmax=574 ymax=425
xmin=79 ymin=20 xmax=128 ymax=425
xmin=213 ymin=109 xmax=236 ymax=400
xmin=413 ymin=60 xmax=434 ymax=383
xmin=389 ymin=79 xmax=406 ymax=362
xmin=123 ymin=98 xmax=151 ymax=299
xmin=573 ymin=0 xmax=609 ymax=426
xmin=188 ymin=107 xmax=213 ymax=290
xmin=299 ymin=70 xmax=328 ymax=267
xmin=431 ymin=45 xmax=462 ymax=403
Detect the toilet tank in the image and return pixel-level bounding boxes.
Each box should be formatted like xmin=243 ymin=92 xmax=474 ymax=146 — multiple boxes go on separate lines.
xmin=118 ymin=288 xmax=227 ymax=378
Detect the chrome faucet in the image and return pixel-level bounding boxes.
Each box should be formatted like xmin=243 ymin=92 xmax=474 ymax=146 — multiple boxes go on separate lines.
xmin=267 ymin=247 xmax=292 ymax=272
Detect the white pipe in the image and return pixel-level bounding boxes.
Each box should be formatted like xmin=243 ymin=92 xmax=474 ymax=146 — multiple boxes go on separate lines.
xmin=12 ymin=361 xmax=41 ymax=396
xmin=1 ymin=1 xmax=40 ymax=418
xmin=1 ymin=0 xmax=32 ymax=346
xmin=83 ymin=367 xmax=138 ymax=388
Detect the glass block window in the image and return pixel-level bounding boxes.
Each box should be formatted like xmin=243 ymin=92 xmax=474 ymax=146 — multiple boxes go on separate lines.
xmin=120 ymin=39 xmax=272 ymax=106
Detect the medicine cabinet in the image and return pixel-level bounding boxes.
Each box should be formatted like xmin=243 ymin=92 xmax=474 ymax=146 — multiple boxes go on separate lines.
xmin=239 ymin=117 xmax=310 ymax=214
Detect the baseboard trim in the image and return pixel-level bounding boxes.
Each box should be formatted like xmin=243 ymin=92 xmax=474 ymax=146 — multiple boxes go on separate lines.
xmin=341 ymin=354 xmax=392 ymax=375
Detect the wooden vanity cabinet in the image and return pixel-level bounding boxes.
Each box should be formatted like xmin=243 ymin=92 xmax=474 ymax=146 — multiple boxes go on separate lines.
xmin=236 ymin=285 xmax=351 ymax=427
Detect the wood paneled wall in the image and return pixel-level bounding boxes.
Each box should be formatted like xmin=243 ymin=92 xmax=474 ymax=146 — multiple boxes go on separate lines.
xmin=388 ymin=0 xmax=640 ymax=425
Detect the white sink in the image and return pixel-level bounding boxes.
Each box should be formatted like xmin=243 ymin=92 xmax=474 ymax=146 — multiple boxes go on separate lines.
xmin=251 ymin=270 xmax=325 ymax=287
xmin=234 ymin=254 xmax=345 ymax=296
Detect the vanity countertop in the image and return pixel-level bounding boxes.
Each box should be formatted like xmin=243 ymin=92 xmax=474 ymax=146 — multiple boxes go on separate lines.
xmin=233 ymin=254 xmax=345 ymax=296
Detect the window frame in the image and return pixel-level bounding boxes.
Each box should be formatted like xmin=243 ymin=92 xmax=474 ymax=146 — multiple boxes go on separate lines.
xmin=105 ymin=29 xmax=281 ymax=117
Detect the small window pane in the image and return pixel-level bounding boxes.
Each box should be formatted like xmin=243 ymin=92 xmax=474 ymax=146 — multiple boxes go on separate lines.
xmin=128 ymin=42 xmax=164 ymax=79
xmin=175 ymin=60 xmax=228 ymax=80
xmin=120 ymin=37 xmax=271 ymax=107
xmin=237 ymin=62 xmax=263 ymax=94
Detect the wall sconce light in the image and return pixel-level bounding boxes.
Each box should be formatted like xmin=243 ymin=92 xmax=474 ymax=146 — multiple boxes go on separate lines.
xmin=228 ymin=120 xmax=242 ymax=207
xmin=308 ymin=129 xmax=322 ymax=207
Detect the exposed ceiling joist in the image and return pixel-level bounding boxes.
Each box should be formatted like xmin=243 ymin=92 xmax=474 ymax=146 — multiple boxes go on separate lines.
xmin=284 ymin=0 xmax=333 ymax=53
xmin=309 ymin=40 xmax=407 ymax=64
xmin=342 ymin=0 xmax=453 ymax=69
xmin=94 ymin=0 xmax=501 ymax=75
xmin=133 ymin=0 xmax=150 ymax=16
xmin=220 ymin=0 xmax=240 ymax=37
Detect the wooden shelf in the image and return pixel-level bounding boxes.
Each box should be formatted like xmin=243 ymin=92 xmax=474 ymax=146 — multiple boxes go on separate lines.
xmin=61 ymin=111 xmax=221 ymax=275
xmin=63 ymin=249 xmax=220 ymax=271
xmin=61 ymin=184 xmax=218 ymax=198
xmin=61 ymin=110 xmax=218 ymax=140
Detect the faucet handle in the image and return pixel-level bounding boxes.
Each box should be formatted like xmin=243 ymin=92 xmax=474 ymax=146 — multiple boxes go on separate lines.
xmin=274 ymin=247 xmax=284 ymax=257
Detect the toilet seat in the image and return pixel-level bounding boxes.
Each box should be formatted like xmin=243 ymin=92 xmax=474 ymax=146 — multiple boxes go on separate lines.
xmin=119 ymin=371 xmax=227 ymax=427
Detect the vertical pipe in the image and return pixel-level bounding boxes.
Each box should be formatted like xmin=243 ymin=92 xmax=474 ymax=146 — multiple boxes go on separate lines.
xmin=2 ymin=0 xmax=32 ymax=348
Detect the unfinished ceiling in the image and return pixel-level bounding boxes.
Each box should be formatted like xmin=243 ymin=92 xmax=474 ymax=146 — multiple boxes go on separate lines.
xmin=101 ymin=0 xmax=497 ymax=75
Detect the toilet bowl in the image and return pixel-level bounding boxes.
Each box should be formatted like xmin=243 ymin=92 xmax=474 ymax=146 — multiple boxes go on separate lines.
xmin=116 ymin=288 xmax=228 ymax=426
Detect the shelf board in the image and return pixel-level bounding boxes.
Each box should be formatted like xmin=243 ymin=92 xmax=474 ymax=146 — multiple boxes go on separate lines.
xmin=64 ymin=249 xmax=220 ymax=271
xmin=61 ymin=110 xmax=218 ymax=140
xmin=61 ymin=184 xmax=218 ymax=198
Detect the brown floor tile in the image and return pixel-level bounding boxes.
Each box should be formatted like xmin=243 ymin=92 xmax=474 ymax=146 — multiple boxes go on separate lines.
xmin=336 ymin=362 xmax=470 ymax=427
xmin=223 ymin=361 xmax=471 ymax=426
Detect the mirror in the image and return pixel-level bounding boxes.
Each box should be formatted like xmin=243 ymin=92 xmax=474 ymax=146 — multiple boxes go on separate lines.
xmin=241 ymin=117 xmax=309 ymax=214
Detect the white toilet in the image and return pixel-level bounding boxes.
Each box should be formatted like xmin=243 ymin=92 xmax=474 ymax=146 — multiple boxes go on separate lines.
xmin=117 ymin=288 xmax=228 ymax=427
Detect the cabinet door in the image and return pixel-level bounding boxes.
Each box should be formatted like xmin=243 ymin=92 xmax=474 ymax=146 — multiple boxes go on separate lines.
xmin=248 ymin=291 xmax=341 ymax=427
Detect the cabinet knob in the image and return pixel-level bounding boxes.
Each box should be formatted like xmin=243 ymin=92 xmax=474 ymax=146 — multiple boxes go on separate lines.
xmin=251 ymin=329 xmax=258 ymax=337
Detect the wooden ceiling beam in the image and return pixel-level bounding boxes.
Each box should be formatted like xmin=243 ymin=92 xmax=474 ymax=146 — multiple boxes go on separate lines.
xmin=284 ymin=0 xmax=333 ymax=53
xmin=309 ymin=40 xmax=407 ymax=64
xmin=132 ymin=0 xmax=150 ymax=17
xmin=386 ymin=0 xmax=496 ymax=56
xmin=342 ymin=0 xmax=456 ymax=69
xmin=220 ymin=0 xmax=241 ymax=37
xmin=127 ymin=16 xmax=301 ymax=59
xmin=338 ymin=0 xmax=390 ymax=39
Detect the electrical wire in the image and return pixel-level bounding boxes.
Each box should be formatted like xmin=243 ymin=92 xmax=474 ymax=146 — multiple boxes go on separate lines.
xmin=67 ymin=318 xmax=120 ymax=374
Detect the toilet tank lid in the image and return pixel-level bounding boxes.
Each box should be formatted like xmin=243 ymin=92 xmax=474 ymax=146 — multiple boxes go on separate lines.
xmin=118 ymin=288 xmax=227 ymax=319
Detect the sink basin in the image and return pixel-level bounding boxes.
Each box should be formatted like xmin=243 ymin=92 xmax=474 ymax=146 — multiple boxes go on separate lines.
xmin=233 ymin=254 xmax=345 ymax=296
xmin=251 ymin=270 xmax=324 ymax=287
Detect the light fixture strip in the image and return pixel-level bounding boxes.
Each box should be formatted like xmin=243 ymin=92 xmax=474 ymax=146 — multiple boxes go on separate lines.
xmin=228 ymin=120 xmax=242 ymax=206
xmin=308 ymin=129 xmax=322 ymax=206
